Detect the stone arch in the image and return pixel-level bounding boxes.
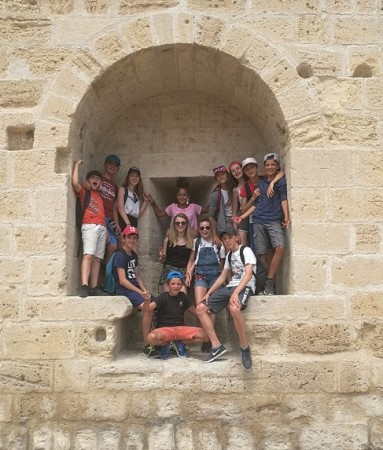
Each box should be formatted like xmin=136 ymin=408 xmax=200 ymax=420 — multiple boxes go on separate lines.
xmin=37 ymin=14 xmax=326 ymax=295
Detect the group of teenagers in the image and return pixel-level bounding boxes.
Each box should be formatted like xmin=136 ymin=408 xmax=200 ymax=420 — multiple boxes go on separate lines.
xmin=71 ymin=151 xmax=290 ymax=369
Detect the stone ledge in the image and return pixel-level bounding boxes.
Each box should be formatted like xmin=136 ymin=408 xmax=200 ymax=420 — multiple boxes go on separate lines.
xmin=24 ymin=295 xmax=133 ymax=321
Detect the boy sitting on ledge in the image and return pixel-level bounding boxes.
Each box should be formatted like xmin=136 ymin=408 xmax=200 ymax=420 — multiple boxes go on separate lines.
xmin=142 ymin=271 xmax=209 ymax=359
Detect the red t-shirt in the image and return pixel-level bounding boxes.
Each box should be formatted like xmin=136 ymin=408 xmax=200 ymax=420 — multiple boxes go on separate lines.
xmin=98 ymin=176 xmax=118 ymax=219
xmin=239 ymin=180 xmax=256 ymax=199
xmin=79 ymin=186 xmax=105 ymax=225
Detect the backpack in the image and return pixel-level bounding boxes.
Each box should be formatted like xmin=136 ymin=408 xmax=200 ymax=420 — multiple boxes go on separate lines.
xmin=76 ymin=189 xmax=91 ymax=228
xmin=104 ymin=248 xmax=128 ymax=295
xmin=227 ymin=245 xmax=267 ymax=295
xmin=76 ymin=190 xmax=91 ymax=256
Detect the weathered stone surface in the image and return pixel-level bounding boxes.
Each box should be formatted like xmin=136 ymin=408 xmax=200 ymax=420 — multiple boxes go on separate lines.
xmin=0 ymin=286 xmax=20 ymax=322
xmin=252 ymin=0 xmax=320 ymax=13
xmin=28 ymin=257 xmax=66 ymax=295
xmin=85 ymin=0 xmax=110 ymax=13
xmin=4 ymin=324 xmax=73 ymax=360
xmin=13 ymin=48 xmax=71 ymax=76
xmin=354 ymin=223 xmax=381 ymax=253
xmin=293 ymin=223 xmax=351 ymax=255
xmin=286 ymin=323 xmax=354 ymax=354
xmin=352 ymin=292 xmax=383 ymax=318
xmin=330 ymin=190 xmax=383 ymax=221
xmin=360 ymin=323 xmax=383 ymax=357
xmin=334 ymin=17 xmax=383 ymax=44
xmin=300 ymin=424 xmax=368 ymax=449
xmin=15 ymin=225 xmax=66 ymax=255
xmin=54 ymin=360 xmax=90 ymax=392
xmin=122 ymin=18 xmax=153 ymax=51
xmin=314 ymin=78 xmax=363 ymax=111
xmin=290 ymin=256 xmax=327 ymax=294
xmin=338 ymin=360 xmax=371 ymax=393
xmin=241 ymin=16 xmax=298 ymax=43
xmin=0 ymin=258 xmax=27 ymax=284
xmin=119 ymin=0 xmax=178 ymax=15
xmin=0 ymin=361 xmax=52 ymax=392
xmin=48 ymin=0 xmax=74 ymax=14
xmin=298 ymin=15 xmax=329 ymax=43
xmin=0 ymin=19 xmax=51 ymax=46
xmin=332 ymin=256 xmax=383 ymax=288
xmin=0 ymin=80 xmax=44 ymax=108
xmin=75 ymin=323 xmax=123 ymax=359
xmin=347 ymin=46 xmax=381 ymax=77
xmin=25 ymin=296 xmax=132 ymax=321
xmin=189 ymin=0 xmax=245 ymax=14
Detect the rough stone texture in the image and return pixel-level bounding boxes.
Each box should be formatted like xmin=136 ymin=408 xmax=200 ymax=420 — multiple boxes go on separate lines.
xmin=0 ymin=1 xmax=382 ymax=447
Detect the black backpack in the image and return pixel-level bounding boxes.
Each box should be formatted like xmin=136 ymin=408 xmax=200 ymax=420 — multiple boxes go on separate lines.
xmin=227 ymin=245 xmax=267 ymax=295
xmin=76 ymin=190 xmax=91 ymax=256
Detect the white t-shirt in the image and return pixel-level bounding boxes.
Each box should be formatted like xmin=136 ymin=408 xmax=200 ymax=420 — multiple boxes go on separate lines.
xmin=224 ymin=246 xmax=256 ymax=291
xmin=221 ymin=189 xmax=232 ymax=218
xmin=124 ymin=189 xmax=140 ymax=218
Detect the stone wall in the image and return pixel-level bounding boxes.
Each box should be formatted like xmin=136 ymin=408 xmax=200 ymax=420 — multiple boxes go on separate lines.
xmin=0 ymin=0 xmax=382 ymax=448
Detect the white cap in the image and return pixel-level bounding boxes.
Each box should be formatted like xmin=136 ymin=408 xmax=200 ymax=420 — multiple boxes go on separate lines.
xmin=241 ymin=157 xmax=258 ymax=168
xmin=263 ymin=153 xmax=281 ymax=164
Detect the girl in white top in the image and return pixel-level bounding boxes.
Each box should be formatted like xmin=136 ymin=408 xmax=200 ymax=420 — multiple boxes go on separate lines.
xmin=118 ymin=167 xmax=149 ymax=230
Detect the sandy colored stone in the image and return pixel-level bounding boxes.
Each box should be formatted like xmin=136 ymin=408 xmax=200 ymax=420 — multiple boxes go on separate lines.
xmin=0 ymin=286 xmax=20 ymax=322
xmin=119 ymin=0 xmax=178 ymax=15
xmin=13 ymin=48 xmax=71 ymax=76
xmin=365 ymin=79 xmax=383 ymax=108
xmin=0 ymin=191 xmax=30 ymax=221
xmin=195 ymin=15 xmax=226 ymax=48
xmin=298 ymin=15 xmax=329 ymax=43
xmin=152 ymin=14 xmax=174 ymax=45
xmin=15 ymin=225 xmax=66 ymax=255
xmin=85 ymin=0 xmax=110 ymax=13
xmin=41 ymin=94 xmax=77 ymax=123
xmin=51 ymin=69 xmax=89 ymax=101
xmin=314 ymin=78 xmax=363 ymax=112
xmin=290 ymin=257 xmax=327 ymax=294
xmin=54 ymin=18 xmax=119 ymax=46
xmin=71 ymin=49 xmax=104 ymax=81
xmin=242 ymin=37 xmax=279 ymax=75
xmin=354 ymin=223 xmax=381 ymax=253
xmin=338 ymin=361 xmax=371 ymax=393
xmin=0 ymin=259 xmax=27 ymax=284
xmin=0 ymin=361 xmax=52 ymax=392
xmin=12 ymin=150 xmax=59 ymax=188
xmin=28 ymin=257 xmax=66 ymax=295
xmin=330 ymin=190 xmax=383 ymax=221
xmin=292 ymin=47 xmax=344 ymax=76
xmin=54 ymin=360 xmax=90 ymax=392
xmin=4 ymin=324 xmax=73 ymax=360
xmin=293 ymin=223 xmax=351 ymax=255
xmin=325 ymin=0 xmax=353 ymax=13
xmin=82 ymin=392 xmax=127 ymax=421
xmin=289 ymin=114 xmax=327 ymax=147
xmin=347 ymin=45 xmax=382 ymax=77
xmin=252 ymin=0 xmax=319 ymax=12
xmin=332 ymin=256 xmax=383 ymax=288
xmin=290 ymin=188 xmax=327 ymax=220
xmin=175 ymin=13 xmax=194 ymax=43
xmin=241 ymin=16 xmax=298 ymax=43
xmin=48 ymin=0 xmax=73 ymax=14
xmin=0 ymin=19 xmax=51 ymax=46
xmin=286 ymin=323 xmax=354 ymax=354
xmin=75 ymin=323 xmax=123 ymax=359
xmin=335 ymin=17 xmax=383 ymax=44
xmin=352 ymin=292 xmax=383 ymax=318
xmin=122 ymin=18 xmax=153 ymax=51
xmin=0 ymin=80 xmax=44 ymax=108
xmin=300 ymin=424 xmax=368 ymax=449
xmin=94 ymin=32 xmax=128 ymax=66
xmin=189 ymin=0 xmax=245 ymax=14
xmin=278 ymin=84 xmax=320 ymax=122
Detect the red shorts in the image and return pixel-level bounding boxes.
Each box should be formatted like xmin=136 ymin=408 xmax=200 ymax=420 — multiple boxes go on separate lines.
xmin=153 ymin=326 xmax=203 ymax=342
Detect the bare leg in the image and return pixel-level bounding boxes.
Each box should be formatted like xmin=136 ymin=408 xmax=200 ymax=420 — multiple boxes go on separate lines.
xmin=229 ymin=304 xmax=247 ymax=348
xmin=194 ymin=286 xmax=207 ymax=306
xmin=139 ymin=305 xmax=153 ymax=345
xmin=196 ymin=303 xmax=220 ymax=348
xmin=239 ymin=230 xmax=248 ymax=247
xmin=267 ymin=247 xmax=285 ymax=280
xmin=89 ymin=257 xmax=102 ymax=289
xmin=81 ymin=254 xmax=93 ymax=285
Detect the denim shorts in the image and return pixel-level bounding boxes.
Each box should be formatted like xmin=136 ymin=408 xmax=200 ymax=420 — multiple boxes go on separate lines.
xmin=253 ymin=222 xmax=285 ymax=255
xmin=82 ymin=223 xmax=107 ymax=258
xmin=194 ymin=267 xmax=221 ymax=289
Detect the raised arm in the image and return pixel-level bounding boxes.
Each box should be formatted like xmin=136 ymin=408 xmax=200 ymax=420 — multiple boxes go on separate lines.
xmin=71 ymin=160 xmax=83 ymax=194
xmin=147 ymin=194 xmax=168 ymax=218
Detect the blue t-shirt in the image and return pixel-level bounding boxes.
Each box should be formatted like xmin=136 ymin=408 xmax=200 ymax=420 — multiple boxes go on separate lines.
xmin=253 ymin=176 xmax=287 ymax=223
xmin=113 ymin=249 xmax=139 ymax=294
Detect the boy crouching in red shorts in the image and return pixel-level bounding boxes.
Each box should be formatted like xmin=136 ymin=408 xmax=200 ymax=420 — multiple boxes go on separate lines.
xmin=142 ymin=271 xmax=209 ymax=359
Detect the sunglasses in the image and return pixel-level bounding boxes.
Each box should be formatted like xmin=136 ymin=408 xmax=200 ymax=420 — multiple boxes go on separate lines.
xmin=199 ymin=226 xmax=211 ymax=231
xmin=175 ymin=221 xmax=187 ymax=226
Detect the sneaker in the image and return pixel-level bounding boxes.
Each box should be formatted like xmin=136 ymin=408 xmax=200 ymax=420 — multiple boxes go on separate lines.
xmin=203 ymin=344 xmax=227 ymax=363
xmin=142 ymin=344 xmax=161 ymax=358
xmin=263 ymin=279 xmax=275 ymax=296
xmin=90 ymin=285 xmax=105 ymax=296
xmin=79 ymin=284 xmax=90 ymax=298
xmin=161 ymin=343 xmax=171 ymax=360
xmin=240 ymin=346 xmax=252 ymax=369
xmin=173 ymin=341 xmax=188 ymax=358
xmin=201 ymin=342 xmax=212 ymax=353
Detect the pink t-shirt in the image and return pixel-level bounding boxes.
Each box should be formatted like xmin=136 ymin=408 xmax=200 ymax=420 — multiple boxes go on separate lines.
xmin=165 ymin=203 xmax=202 ymax=230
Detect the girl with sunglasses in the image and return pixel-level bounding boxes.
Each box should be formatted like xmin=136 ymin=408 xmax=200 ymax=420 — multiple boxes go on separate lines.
xmin=185 ymin=218 xmax=225 ymax=305
xmin=158 ymin=213 xmax=194 ymax=293
xmin=148 ymin=177 xmax=208 ymax=236
xmin=117 ymin=167 xmax=149 ymax=231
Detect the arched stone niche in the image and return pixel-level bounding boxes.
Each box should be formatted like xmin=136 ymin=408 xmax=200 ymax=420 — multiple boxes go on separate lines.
xmin=65 ymin=42 xmax=290 ymax=294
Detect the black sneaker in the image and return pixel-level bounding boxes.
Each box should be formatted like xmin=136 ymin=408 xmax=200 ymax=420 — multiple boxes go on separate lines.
xmin=90 ymin=286 xmax=106 ymax=296
xmin=203 ymin=344 xmax=227 ymax=363
xmin=240 ymin=346 xmax=252 ymax=369
xmin=79 ymin=284 xmax=89 ymax=298
xmin=201 ymin=342 xmax=212 ymax=353
xmin=263 ymin=279 xmax=275 ymax=295
xmin=142 ymin=344 xmax=161 ymax=358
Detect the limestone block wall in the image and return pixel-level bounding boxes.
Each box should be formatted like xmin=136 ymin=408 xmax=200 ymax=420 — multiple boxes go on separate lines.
xmin=0 ymin=0 xmax=382 ymax=448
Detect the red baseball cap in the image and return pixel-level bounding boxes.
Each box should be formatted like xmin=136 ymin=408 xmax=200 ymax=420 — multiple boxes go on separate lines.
xmin=123 ymin=226 xmax=139 ymax=236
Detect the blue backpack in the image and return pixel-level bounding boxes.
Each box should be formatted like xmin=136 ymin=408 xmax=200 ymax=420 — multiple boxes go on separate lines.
xmin=104 ymin=248 xmax=128 ymax=295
